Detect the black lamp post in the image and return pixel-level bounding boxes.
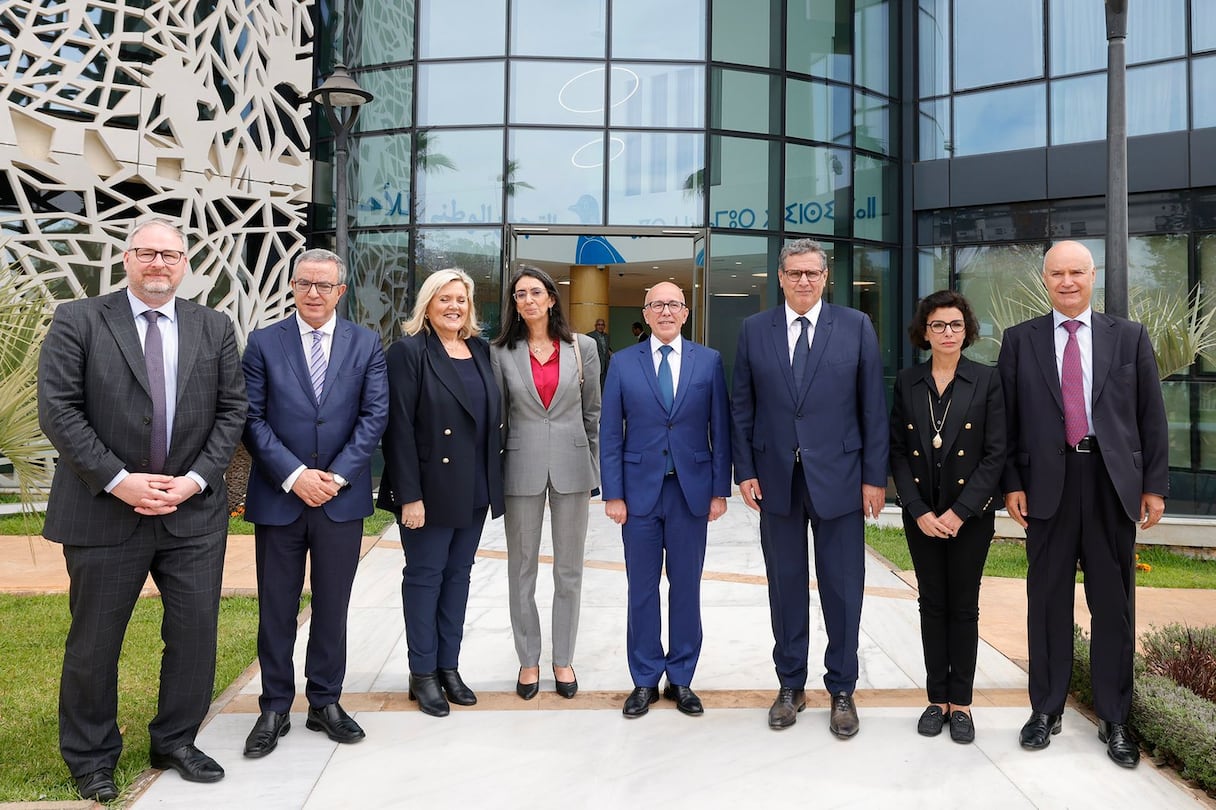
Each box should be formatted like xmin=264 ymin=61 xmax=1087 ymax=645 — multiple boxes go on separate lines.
xmin=308 ymin=64 xmax=374 ymax=272
xmin=1105 ymin=0 xmax=1129 ymax=319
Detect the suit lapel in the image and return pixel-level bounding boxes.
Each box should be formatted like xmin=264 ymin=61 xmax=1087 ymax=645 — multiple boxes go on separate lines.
xmin=1090 ymin=312 xmax=1115 ymax=405
xmin=936 ymin=361 xmax=976 ymax=455
xmin=634 ymin=343 xmax=666 ymax=409
xmin=908 ymin=364 xmax=936 ymax=460
xmin=767 ymin=309 xmax=799 ymax=402
xmin=278 ymin=318 xmax=318 ymax=405
xmin=101 ymin=292 xmax=151 ymax=398
xmin=670 ymin=341 xmax=696 ymax=416
xmin=797 ymin=304 xmax=832 ymax=405
xmin=319 ymin=320 xmax=354 ymax=407
xmin=1030 ymin=315 xmax=1064 ymax=414
xmin=174 ymin=301 xmax=203 ymax=405
xmin=426 ymin=331 xmax=476 ymax=419
xmin=510 ymin=343 xmax=545 ymax=409
xmin=549 ymin=340 xmax=577 ymax=411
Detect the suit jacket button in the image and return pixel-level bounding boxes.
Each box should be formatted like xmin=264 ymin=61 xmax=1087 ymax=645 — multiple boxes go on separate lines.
xmin=912 ymin=450 xmax=920 ymax=457
xmin=316 ymin=419 xmax=324 ymax=425
xmin=311 ymin=453 xmax=318 ymax=458
xmin=907 ymin=423 xmax=914 ymax=430
xmin=1058 ymin=448 xmax=1065 ymax=455
xmin=957 ymin=478 xmax=965 ymax=485
xmin=965 ymin=422 xmax=972 ymax=429
xmin=143 ymin=417 xmax=151 ymax=425
xmin=913 ymin=477 xmax=920 ymax=484
xmin=444 ymin=428 xmax=452 ymax=435
xmin=957 ymin=449 xmax=965 ymax=456
xmin=442 ymin=457 xmax=450 ymax=464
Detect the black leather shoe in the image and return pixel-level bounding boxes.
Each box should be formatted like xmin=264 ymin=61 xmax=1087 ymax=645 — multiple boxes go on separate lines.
xmin=622 ymin=686 xmax=659 ymax=718
xmin=306 ymin=702 xmax=365 ymax=743
xmin=949 ymin=710 xmax=975 ymax=744
xmin=75 ymin=769 xmax=118 ymax=802
xmin=1019 ymin=711 xmax=1062 ymax=750
xmin=409 ymin=672 xmax=450 ymax=717
xmin=243 ymin=710 xmax=290 ymax=758
xmin=1098 ymin=720 xmax=1141 ymax=768
xmin=829 ymin=692 xmax=859 ymax=738
xmin=149 ymin=744 xmax=225 ymax=783
xmin=554 ymin=666 xmax=578 ymax=699
xmin=768 ymin=686 xmax=806 ymax=730
xmin=516 ymin=667 xmax=540 ymax=701
xmin=437 ymin=668 xmax=477 ymax=705
xmin=663 ymin=683 xmax=704 ymax=716
xmin=917 ymin=705 xmax=945 ymax=737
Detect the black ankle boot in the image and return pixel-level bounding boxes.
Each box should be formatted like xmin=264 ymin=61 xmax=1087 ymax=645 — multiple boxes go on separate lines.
xmin=408 ymin=672 xmax=450 ymax=717
xmin=437 ymin=668 xmax=477 ymax=705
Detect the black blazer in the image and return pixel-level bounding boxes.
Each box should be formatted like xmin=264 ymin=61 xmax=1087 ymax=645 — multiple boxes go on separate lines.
xmin=889 ymin=356 xmax=1006 ymax=519
xmin=377 ymin=330 xmax=505 ymax=527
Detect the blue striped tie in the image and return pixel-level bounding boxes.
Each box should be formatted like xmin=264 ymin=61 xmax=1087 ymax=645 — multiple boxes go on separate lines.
xmin=309 ymin=330 xmax=326 ymax=400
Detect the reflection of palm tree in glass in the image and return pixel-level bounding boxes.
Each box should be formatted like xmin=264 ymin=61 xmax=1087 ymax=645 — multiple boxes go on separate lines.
xmin=499 ymin=159 xmax=534 ymax=197
xmin=682 ymin=167 xmax=705 ymax=199
xmin=415 ymin=129 xmax=455 ymax=173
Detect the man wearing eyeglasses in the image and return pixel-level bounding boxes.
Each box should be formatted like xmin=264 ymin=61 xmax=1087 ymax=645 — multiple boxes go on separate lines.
xmin=239 ymin=248 xmax=388 ymax=758
xmin=600 ymin=282 xmax=732 ymax=719
xmin=731 ymin=237 xmax=888 ymax=737
xmin=38 ymin=218 xmax=247 ymax=800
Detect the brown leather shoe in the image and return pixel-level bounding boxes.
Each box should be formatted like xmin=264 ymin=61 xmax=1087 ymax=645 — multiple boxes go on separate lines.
xmin=768 ymin=686 xmax=806 ymax=730
xmin=829 ymin=692 xmax=859 ymax=738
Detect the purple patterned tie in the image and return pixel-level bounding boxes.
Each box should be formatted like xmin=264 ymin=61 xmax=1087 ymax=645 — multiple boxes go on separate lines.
xmin=143 ymin=310 xmax=168 ymax=473
xmin=309 ymin=330 xmax=327 ymax=400
xmin=1061 ymin=320 xmax=1087 ymax=446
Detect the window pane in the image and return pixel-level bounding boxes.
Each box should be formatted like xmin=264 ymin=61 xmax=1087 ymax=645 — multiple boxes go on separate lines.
xmin=1162 ymin=381 xmax=1191 ymax=468
xmin=855 ymin=0 xmax=893 ymax=95
xmin=786 ymin=0 xmax=850 ymax=82
xmin=419 ymin=0 xmax=504 ymax=58
xmin=611 ymin=63 xmax=705 ymax=129
xmin=1050 ymin=74 xmax=1105 ymax=145
xmin=354 ymin=66 xmax=412 ymax=133
xmin=1199 ymin=382 xmax=1216 ymax=474
xmin=350 ymin=230 xmax=410 ymax=344
xmin=918 ymin=98 xmax=951 ymax=160
xmin=349 ymin=0 xmax=416 ymax=67
xmin=853 ymin=154 xmax=897 ymax=243
xmin=954 ymin=0 xmax=1043 ymax=90
xmin=1048 ymin=0 xmax=1103 ymax=76
xmin=416 ymin=129 xmax=503 ymax=225
xmin=507 ymin=129 xmax=605 ymax=225
xmin=1194 ymin=56 xmax=1216 ymax=129
xmin=511 ymin=0 xmax=604 ymax=57
xmin=917 ymin=247 xmax=950 ymax=300
xmin=353 ymin=134 xmax=411 ymax=228
xmin=607 ymin=131 xmax=705 ymax=227
xmin=708 ymin=136 xmax=775 ymax=232
xmin=854 ymin=246 xmax=895 ymax=374
xmin=1200 ymin=234 xmax=1216 ymax=374
xmin=1128 ymin=61 xmax=1187 ymax=137
xmin=1128 ymin=0 xmax=1185 ymax=64
xmin=712 ymin=0 xmax=777 ymax=67
xmin=787 ymin=79 xmax=851 ymax=147
xmin=918 ymin=0 xmax=950 ymax=97
xmin=784 ymin=143 xmax=850 ymax=239
xmin=712 ymin=69 xmax=776 ymax=134
xmin=415 ymin=228 xmax=503 ymax=334
xmin=956 ymin=243 xmax=1046 ymax=364
xmin=707 ymin=233 xmax=776 ymax=381
xmin=612 ymin=0 xmax=706 ymax=60
xmin=510 ymin=61 xmax=604 ymax=126
xmin=953 ymin=84 xmax=1045 ymax=156
xmin=1196 ymin=2 xmax=1216 ymax=53
xmin=418 ymin=62 xmax=504 ymax=126
xmin=856 ymin=91 xmax=896 ymax=156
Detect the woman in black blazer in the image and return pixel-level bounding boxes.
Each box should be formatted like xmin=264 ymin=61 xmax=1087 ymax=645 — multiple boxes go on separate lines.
xmin=889 ymin=290 xmax=1006 ymax=744
xmin=378 ymin=268 xmax=505 ymax=718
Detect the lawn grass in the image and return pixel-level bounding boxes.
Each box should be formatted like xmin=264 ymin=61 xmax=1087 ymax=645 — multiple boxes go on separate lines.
xmin=3 ymin=508 xmax=398 ymax=538
xmin=864 ymin=524 xmax=1216 ymax=588
xmin=0 ymin=594 xmax=260 ymax=803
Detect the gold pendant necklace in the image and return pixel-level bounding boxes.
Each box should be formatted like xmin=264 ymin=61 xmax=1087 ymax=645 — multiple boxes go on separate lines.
xmin=927 ymin=389 xmax=951 ymax=449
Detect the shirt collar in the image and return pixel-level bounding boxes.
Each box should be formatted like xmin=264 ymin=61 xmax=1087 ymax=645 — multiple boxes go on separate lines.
xmin=127 ymin=289 xmax=176 ymax=322
xmin=785 ymin=299 xmax=822 ymax=330
xmin=297 ymin=312 xmax=337 ymax=337
xmin=1052 ymin=307 xmax=1092 ymax=329
xmin=650 ymin=333 xmax=683 ymax=356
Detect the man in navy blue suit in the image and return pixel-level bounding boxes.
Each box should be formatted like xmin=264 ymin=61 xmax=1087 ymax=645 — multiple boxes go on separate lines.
xmin=732 ymin=238 xmax=888 ymax=737
xmin=601 ymin=281 xmax=732 ymax=718
xmin=240 ymin=248 xmax=388 ymax=757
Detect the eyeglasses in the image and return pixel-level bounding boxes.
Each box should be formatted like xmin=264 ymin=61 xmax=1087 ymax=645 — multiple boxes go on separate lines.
xmin=512 ymin=287 xmax=549 ymax=301
xmin=130 ymin=248 xmax=185 ymax=265
xmin=782 ymin=269 xmax=826 ymax=282
xmin=927 ymin=320 xmax=966 ymax=334
xmin=292 ymin=279 xmax=340 ymax=295
xmin=643 ymin=300 xmax=686 ymax=313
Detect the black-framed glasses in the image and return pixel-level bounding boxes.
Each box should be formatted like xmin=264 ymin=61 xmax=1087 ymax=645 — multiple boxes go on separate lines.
xmin=782 ymin=269 xmax=826 ymax=282
xmin=927 ymin=320 xmax=966 ymax=334
xmin=512 ymin=287 xmax=549 ymax=301
xmin=643 ymin=300 xmax=686 ymax=313
xmin=292 ymin=279 xmax=340 ymax=295
xmin=130 ymin=248 xmax=185 ymax=265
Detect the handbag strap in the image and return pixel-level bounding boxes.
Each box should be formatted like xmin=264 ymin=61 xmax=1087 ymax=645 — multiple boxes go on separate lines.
xmin=571 ymin=334 xmax=584 ymax=386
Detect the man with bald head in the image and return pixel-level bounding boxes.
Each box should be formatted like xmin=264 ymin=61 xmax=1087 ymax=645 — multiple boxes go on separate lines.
xmin=999 ymin=240 xmax=1168 ymax=768
xmin=600 ymin=282 xmax=732 ymax=718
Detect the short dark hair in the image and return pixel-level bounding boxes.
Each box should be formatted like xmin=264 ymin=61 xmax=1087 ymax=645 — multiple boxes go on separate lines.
xmin=632 ymin=321 xmax=644 ymax=331
xmin=493 ymin=265 xmax=574 ymax=348
xmin=908 ymin=289 xmax=980 ymax=351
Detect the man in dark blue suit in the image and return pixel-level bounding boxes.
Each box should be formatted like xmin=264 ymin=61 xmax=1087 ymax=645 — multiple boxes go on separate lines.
xmin=240 ymin=248 xmax=388 ymax=757
xmin=601 ymin=281 xmax=732 ymax=718
xmin=732 ymin=238 xmax=888 ymax=737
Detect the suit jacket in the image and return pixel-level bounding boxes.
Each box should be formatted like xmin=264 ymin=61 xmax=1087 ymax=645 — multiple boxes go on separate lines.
xmin=377 ymin=330 xmax=505 ymax=526
xmin=241 ymin=315 xmax=388 ymax=525
xmin=731 ymin=303 xmax=889 ymax=520
xmin=889 ymin=356 xmax=1005 ymax=519
xmin=600 ymin=339 xmax=731 ymax=517
xmin=998 ymin=311 xmax=1169 ymax=521
xmin=491 ymin=334 xmax=601 ymax=496
xmin=37 ymin=290 xmax=247 ymax=543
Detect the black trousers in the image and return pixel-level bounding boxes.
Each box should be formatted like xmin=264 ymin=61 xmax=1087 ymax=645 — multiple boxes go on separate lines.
xmin=904 ymin=510 xmax=993 ymax=706
xmin=1025 ymin=450 xmax=1136 ymax=722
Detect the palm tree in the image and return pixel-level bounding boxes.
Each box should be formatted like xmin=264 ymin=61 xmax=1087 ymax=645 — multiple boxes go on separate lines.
xmin=0 ymin=280 xmax=54 ymax=509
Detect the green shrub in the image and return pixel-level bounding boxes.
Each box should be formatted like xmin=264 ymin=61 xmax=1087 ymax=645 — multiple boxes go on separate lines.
xmin=1140 ymin=624 xmax=1216 ymax=703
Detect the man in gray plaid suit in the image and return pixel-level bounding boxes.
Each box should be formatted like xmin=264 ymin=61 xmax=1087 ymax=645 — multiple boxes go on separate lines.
xmin=37 ymin=217 xmax=247 ymax=801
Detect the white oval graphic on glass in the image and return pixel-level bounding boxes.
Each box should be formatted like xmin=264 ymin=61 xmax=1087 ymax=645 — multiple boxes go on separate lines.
xmin=559 ymin=66 xmax=640 ymax=114
xmin=571 ymin=136 xmax=626 ymax=168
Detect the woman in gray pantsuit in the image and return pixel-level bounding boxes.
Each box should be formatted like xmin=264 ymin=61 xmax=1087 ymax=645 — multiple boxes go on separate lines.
xmin=491 ymin=266 xmax=601 ymax=700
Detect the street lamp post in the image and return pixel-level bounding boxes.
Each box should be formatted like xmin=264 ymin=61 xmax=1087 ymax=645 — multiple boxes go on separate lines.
xmin=1105 ymin=0 xmax=1129 ymax=319
xmin=307 ymin=64 xmax=374 ymax=273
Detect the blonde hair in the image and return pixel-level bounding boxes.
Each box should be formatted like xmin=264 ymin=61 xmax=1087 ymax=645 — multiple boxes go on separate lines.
xmin=402 ymin=268 xmax=481 ymax=339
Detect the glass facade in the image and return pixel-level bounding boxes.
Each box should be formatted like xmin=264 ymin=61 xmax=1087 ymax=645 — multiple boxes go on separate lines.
xmin=311 ymin=0 xmax=1216 ymax=515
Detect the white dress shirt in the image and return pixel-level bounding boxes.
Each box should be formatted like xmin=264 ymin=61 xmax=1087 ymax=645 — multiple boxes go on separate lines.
xmin=784 ymin=299 xmax=822 ymax=363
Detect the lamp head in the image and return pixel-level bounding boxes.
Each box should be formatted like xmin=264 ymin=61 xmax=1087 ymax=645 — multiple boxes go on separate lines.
xmin=307 ymin=64 xmax=373 ymax=109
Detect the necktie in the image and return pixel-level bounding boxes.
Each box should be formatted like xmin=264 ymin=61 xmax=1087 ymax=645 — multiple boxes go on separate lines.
xmin=792 ymin=316 xmax=811 ymax=389
xmin=658 ymin=345 xmax=674 ymax=412
xmin=143 ymin=310 xmax=168 ymax=474
xmin=309 ymin=330 xmax=327 ymax=400
xmin=1061 ymin=320 xmax=1087 ymax=446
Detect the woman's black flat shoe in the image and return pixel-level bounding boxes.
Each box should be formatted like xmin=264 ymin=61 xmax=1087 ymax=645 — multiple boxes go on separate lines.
xmin=554 ymin=666 xmax=578 ymax=699
xmin=408 ymin=672 xmax=450 ymax=717
xmin=437 ymin=668 xmax=477 ymax=706
xmin=917 ymin=705 xmax=945 ymax=736
xmin=950 ymin=711 xmax=975 ymax=744
xmin=516 ymin=668 xmax=539 ymax=700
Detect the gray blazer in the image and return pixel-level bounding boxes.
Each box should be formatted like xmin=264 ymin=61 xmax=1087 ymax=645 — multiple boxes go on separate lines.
xmin=492 ymin=334 xmax=601 ymax=497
